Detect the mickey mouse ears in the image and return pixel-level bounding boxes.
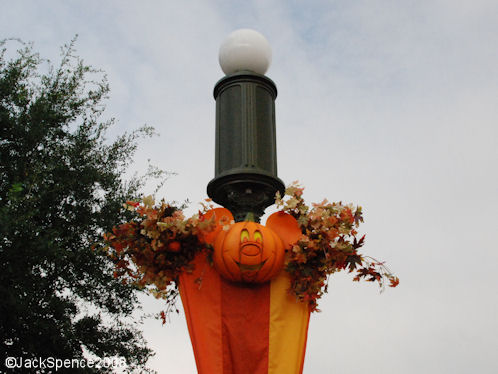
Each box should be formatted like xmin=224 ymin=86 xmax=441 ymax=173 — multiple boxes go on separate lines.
xmin=266 ymin=211 xmax=302 ymax=249
xmin=201 ymin=208 xmax=301 ymax=249
xmin=201 ymin=208 xmax=233 ymax=245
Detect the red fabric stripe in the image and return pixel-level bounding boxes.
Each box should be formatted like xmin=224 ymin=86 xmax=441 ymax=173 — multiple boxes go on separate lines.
xmin=221 ymin=279 xmax=270 ymax=374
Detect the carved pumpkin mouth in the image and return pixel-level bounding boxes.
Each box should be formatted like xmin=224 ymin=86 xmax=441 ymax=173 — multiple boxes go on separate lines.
xmin=235 ymin=259 xmax=267 ymax=272
xmin=240 ymin=242 xmax=262 ymax=256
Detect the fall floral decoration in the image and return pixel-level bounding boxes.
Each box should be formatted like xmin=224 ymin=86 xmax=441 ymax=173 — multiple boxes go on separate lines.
xmin=104 ymin=183 xmax=398 ymax=319
xmin=275 ymin=182 xmax=399 ymax=311
xmin=103 ymin=197 xmax=217 ymax=320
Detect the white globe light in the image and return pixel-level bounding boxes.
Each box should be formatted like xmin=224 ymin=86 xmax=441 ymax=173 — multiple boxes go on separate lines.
xmin=219 ymin=29 xmax=272 ymax=75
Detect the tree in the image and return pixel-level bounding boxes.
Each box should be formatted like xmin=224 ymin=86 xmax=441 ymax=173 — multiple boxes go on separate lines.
xmin=0 ymin=39 xmax=158 ymax=373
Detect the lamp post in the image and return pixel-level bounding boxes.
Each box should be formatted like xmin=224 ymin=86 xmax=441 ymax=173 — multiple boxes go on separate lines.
xmin=207 ymin=29 xmax=285 ymax=222
xmin=178 ymin=30 xmax=311 ymax=374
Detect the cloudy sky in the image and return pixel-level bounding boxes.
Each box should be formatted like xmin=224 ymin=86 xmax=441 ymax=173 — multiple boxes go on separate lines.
xmin=2 ymin=1 xmax=497 ymax=373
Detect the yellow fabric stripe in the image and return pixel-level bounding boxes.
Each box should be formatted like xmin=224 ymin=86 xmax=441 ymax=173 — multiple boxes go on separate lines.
xmin=268 ymin=272 xmax=311 ymax=374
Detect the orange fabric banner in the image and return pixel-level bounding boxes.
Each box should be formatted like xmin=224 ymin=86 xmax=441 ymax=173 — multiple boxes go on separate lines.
xmin=178 ymin=254 xmax=223 ymax=373
xmin=179 ymin=253 xmax=310 ymax=374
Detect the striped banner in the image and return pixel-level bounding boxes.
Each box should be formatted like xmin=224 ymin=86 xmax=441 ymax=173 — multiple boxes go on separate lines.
xmin=179 ymin=253 xmax=310 ymax=374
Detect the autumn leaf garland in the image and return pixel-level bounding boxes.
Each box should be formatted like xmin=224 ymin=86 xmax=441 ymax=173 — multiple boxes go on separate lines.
xmin=276 ymin=182 xmax=399 ymax=311
xmin=103 ymin=198 xmax=217 ymax=318
xmin=104 ymin=183 xmax=398 ymax=318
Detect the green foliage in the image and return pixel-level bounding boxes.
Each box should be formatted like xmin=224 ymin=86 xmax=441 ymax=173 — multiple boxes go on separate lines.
xmin=0 ymin=39 xmax=157 ymax=373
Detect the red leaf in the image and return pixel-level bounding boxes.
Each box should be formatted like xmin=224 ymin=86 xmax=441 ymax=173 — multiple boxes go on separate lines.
xmin=389 ymin=277 xmax=400 ymax=287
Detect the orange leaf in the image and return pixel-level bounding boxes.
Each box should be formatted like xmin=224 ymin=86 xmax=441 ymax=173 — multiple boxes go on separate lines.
xmin=167 ymin=241 xmax=181 ymax=252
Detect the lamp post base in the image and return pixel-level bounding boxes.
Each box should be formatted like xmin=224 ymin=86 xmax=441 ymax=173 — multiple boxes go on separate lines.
xmin=207 ymin=173 xmax=285 ymax=222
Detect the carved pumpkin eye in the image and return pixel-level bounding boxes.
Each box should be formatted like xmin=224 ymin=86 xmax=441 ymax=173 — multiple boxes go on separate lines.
xmin=253 ymin=230 xmax=262 ymax=243
xmin=240 ymin=229 xmax=250 ymax=242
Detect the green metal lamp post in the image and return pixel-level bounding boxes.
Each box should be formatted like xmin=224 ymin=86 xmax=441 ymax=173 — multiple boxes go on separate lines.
xmin=207 ymin=30 xmax=285 ymax=222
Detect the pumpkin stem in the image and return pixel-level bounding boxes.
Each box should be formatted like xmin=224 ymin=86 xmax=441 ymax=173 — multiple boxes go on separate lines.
xmin=244 ymin=212 xmax=257 ymax=222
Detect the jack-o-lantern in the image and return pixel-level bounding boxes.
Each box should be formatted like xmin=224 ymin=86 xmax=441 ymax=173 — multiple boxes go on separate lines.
xmin=200 ymin=208 xmax=302 ymax=283
xmin=213 ymin=221 xmax=285 ymax=283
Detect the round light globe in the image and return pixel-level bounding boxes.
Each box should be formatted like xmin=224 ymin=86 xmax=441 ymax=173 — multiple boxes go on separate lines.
xmin=219 ymin=29 xmax=272 ymax=75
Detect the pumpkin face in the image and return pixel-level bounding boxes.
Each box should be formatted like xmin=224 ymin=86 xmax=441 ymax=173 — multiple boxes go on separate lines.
xmin=213 ymin=221 xmax=285 ymax=283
